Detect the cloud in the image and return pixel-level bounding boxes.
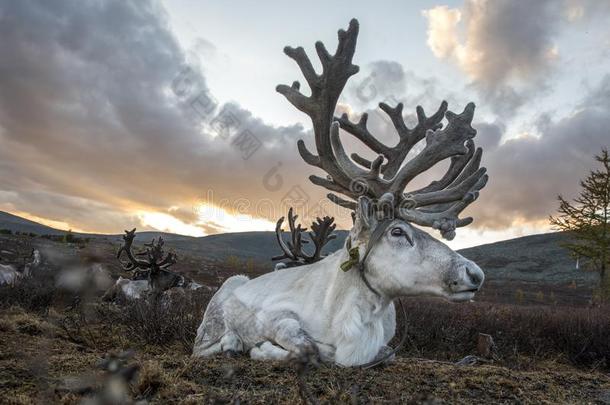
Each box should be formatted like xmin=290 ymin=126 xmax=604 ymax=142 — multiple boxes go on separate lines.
xmin=347 ymin=60 xmax=407 ymax=108
xmin=345 ymin=61 xmax=467 ymax=123
xmin=0 ymin=0 xmax=608 ymax=245
xmin=0 ymin=0 xmax=327 ymax=235
xmin=423 ymin=0 xmax=563 ymax=115
xmin=468 ymin=75 xmax=610 ymax=229
xmin=340 ymin=59 xmax=610 ymax=233
xmin=422 ymin=6 xmax=463 ymax=60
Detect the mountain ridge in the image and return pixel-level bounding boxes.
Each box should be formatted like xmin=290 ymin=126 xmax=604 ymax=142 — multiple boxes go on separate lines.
xmin=0 ymin=210 xmax=598 ymax=304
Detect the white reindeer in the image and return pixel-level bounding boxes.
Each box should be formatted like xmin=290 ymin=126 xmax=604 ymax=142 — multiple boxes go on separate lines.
xmin=0 ymin=263 xmax=20 ymax=285
xmin=193 ymin=19 xmax=488 ymax=367
xmin=0 ymin=249 xmax=40 ymax=285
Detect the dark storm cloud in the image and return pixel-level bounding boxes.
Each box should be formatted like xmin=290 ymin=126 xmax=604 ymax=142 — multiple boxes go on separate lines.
xmin=0 ymin=0 xmax=320 ymax=233
xmin=469 ymin=75 xmax=610 ymax=229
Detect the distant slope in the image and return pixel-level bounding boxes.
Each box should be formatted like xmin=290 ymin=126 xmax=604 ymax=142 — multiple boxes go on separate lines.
xmin=0 ymin=211 xmax=65 ymax=235
xmin=0 ymin=211 xmax=595 ymax=287
xmin=195 ymin=231 xmax=349 ymax=262
xmin=459 ymin=232 xmax=598 ymax=286
xmin=0 ymin=210 xmax=348 ymax=262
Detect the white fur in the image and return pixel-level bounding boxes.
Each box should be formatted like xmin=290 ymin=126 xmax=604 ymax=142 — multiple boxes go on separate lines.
xmin=120 ymin=278 xmax=150 ymax=299
xmin=0 ymin=264 xmax=20 ymax=285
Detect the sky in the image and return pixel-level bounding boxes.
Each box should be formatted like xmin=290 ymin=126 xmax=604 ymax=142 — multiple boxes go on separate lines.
xmin=0 ymin=0 xmax=609 ymax=249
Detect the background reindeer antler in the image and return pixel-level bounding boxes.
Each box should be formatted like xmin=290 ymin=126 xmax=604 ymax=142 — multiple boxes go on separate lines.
xmin=277 ymin=19 xmax=488 ymax=240
xmin=273 ymin=208 xmax=337 ymax=265
xmin=117 ymin=228 xmax=177 ymax=272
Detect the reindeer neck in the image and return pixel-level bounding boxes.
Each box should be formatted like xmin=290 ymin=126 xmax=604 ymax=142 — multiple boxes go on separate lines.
xmin=310 ymin=247 xmax=391 ymax=366
xmin=316 ymin=248 xmax=390 ymax=313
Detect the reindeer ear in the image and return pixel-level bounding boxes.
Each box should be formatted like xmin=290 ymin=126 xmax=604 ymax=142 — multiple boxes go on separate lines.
xmin=351 ymin=196 xmax=377 ymax=239
xmin=357 ymin=196 xmax=371 ymax=227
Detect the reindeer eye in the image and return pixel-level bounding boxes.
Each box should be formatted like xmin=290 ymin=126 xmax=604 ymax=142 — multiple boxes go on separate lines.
xmin=390 ymin=227 xmax=404 ymax=237
xmin=391 ymin=227 xmax=414 ymax=246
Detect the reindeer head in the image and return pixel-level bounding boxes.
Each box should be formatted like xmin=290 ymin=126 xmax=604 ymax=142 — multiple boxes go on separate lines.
xmin=345 ymin=197 xmax=483 ymax=301
xmin=277 ymin=19 xmax=488 ymax=301
xmin=116 ymin=228 xmax=180 ymax=293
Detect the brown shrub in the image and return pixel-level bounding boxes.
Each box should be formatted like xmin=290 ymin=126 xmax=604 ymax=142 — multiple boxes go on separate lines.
xmin=0 ymin=273 xmax=56 ymax=314
xmin=396 ymin=298 xmax=610 ymax=369
xmin=99 ymin=289 xmax=211 ymax=352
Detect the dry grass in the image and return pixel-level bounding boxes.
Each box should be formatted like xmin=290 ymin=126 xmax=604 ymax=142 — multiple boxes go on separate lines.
xmin=2 ymin=302 xmax=610 ymax=403
xmin=96 ymin=290 xmax=211 ymax=353
xmin=2 ymin=239 xmax=610 ymax=403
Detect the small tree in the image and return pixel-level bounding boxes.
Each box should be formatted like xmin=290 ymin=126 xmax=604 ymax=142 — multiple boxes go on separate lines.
xmin=550 ymin=149 xmax=610 ymax=300
xmin=63 ymin=229 xmax=75 ymax=243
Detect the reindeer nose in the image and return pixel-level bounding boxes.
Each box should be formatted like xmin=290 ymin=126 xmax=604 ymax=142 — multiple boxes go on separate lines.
xmin=465 ymin=263 xmax=484 ymax=288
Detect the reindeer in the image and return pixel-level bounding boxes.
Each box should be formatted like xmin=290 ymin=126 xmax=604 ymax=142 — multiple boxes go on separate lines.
xmin=0 ymin=249 xmax=41 ymax=285
xmin=193 ymin=19 xmax=488 ymax=367
xmin=104 ymin=229 xmax=201 ymax=302
xmin=0 ymin=262 xmax=19 ymax=285
xmin=273 ymin=208 xmax=337 ymax=270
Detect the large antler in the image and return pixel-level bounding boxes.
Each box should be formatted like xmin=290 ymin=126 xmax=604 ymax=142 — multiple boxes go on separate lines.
xmin=117 ymin=228 xmax=177 ymax=273
xmin=273 ymin=208 xmax=337 ymax=264
xmin=273 ymin=208 xmax=308 ymax=262
xmin=308 ymin=215 xmax=337 ymax=261
xmin=277 ymin=19 xmax=487 ymax=240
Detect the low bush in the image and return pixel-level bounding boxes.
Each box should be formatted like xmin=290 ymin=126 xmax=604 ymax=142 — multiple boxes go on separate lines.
xmin=99 ymin=290 xmax=212 ymax=352
xmin=0 ymin=272 xmax=56 ymax=314
xmin=396 ymin=298 xmax=610 ymax=369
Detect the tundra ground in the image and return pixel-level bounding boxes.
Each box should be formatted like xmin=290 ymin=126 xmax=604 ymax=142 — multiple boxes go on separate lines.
xmin=0 ymin=234 xmax=609 ymax=403
xmin=1 ymin=306 xmax=609 ymax=404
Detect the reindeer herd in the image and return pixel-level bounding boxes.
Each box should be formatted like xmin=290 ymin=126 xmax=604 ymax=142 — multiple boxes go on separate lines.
xmin=1 ymin=19 xmax=489 ymax=368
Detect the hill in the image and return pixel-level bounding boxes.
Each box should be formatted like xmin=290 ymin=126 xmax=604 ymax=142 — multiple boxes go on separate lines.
xmin=0 ymin=210 xmax=597 ymax=304
xmin=0 ymin=211 xmax=66 ymax=235
xmin=0 ymin=210 xmax=349 ymax=262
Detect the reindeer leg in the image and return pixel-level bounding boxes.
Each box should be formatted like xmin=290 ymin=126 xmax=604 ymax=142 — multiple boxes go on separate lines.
xmin=192 ymin=275 xmax=249 ymax=358
xmin=250 ymin=341 xmax=290 ymax=361
xmin=266 ymin=312 xmax=320 ymax=363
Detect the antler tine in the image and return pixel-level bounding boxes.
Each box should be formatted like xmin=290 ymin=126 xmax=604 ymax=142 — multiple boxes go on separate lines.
xmin=336 ymin=100 xmax=448 ymax=178
xmin=390 ymin=103 xmax=477 ymax=196
xmin=399 ymin=182 xmax=484 ymax=241
xmin=328 ymin=193 xmax=357 ymax=210
xmin=117 ymin=228 xmax=151 ymax=271
xmin=392 ymin=103 xmax=488 ymax=239
xmin=272 ymin=209 xmax=337 ymax=264
xmin=406 ymin=168 xmax=488 ymax=208
xmin=308 ymin=216 xmax=337 ymax=261
xmin=272 ymin=215 xmax=297 ymax=261
xmin=158 ymin=251 xmax=178 ymax=269
xmin=277 ymin=19 xmax=367 ymax=195
xmin=117 ymin=228 xmax=180 ymax=275
xmin=336 ymin=112 xmax=388 ymax=162
xmin=409 ymin=140 xmax=477 ymax=195
xmin=288 ymin=209 xmax=309 ymax=257
xmin=273 ymin=209 xmax=309 ymax=262
xmin=279 ymin=20 xmax=487 ymax=240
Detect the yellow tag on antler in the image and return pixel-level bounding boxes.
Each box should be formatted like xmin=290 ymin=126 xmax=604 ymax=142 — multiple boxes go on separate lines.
xmin=340 ymin=246 xmax=360 ymax=272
